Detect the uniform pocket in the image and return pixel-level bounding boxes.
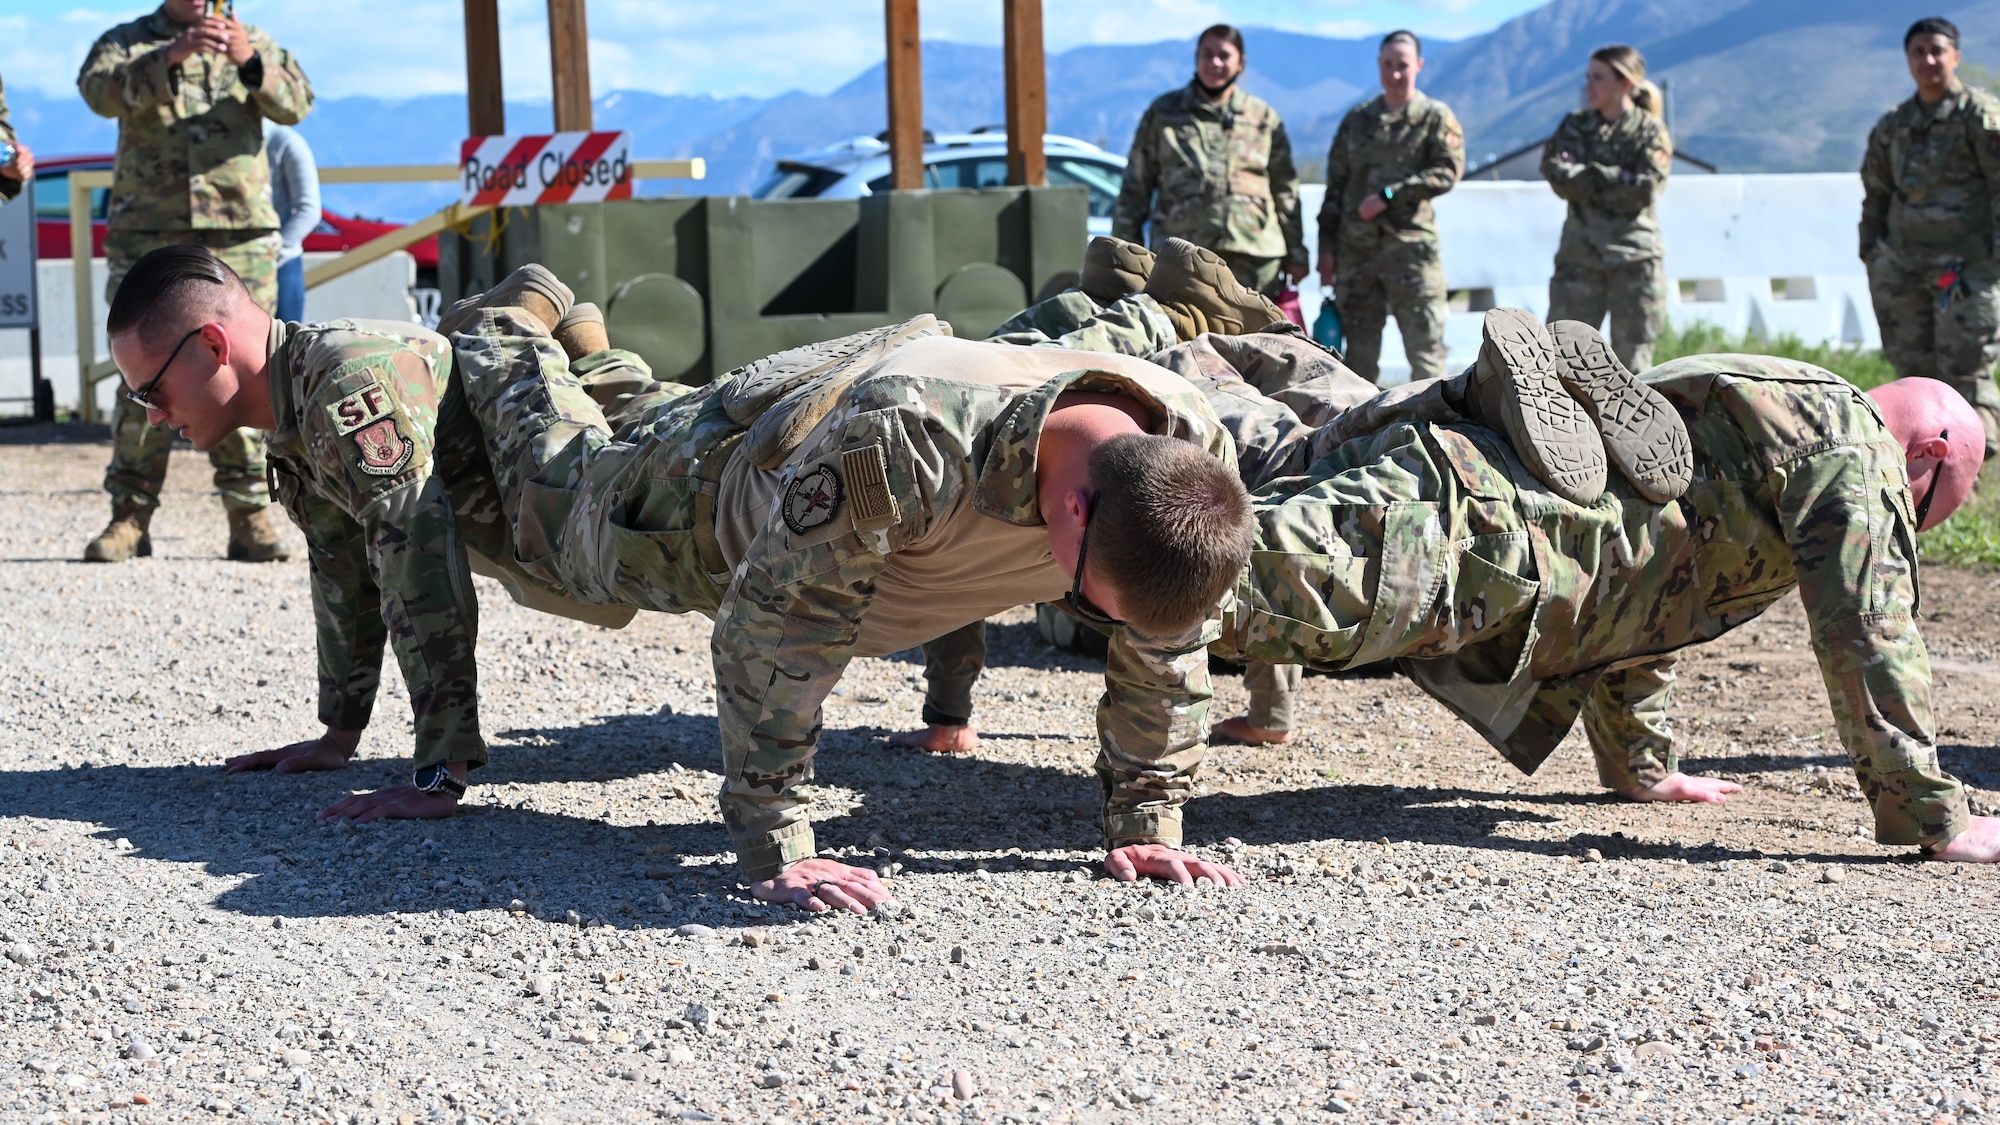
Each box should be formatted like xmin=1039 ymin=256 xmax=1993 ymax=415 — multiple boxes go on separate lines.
xmin=1236 ymin=550 xmax=1374 ymax=668
xmin=584 ymin=477 xmax=720 ymax=615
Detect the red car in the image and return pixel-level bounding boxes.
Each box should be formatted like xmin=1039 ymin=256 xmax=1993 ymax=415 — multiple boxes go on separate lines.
xmin=34 ymin=153 xmax=440 ymax=276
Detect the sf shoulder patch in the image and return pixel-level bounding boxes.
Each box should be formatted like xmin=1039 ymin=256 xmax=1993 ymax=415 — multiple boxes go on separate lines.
xmin=782 ymin=463 xmax=843 ymax=534
xmin=327 ymin=380 xmax=415 ymax=477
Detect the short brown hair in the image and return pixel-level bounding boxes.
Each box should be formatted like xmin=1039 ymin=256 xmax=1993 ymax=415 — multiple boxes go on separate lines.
xmin=1087 ymin=433 xmax=1252 ymax=636
xmin=108 ymin=244 xmax=246 ymax=349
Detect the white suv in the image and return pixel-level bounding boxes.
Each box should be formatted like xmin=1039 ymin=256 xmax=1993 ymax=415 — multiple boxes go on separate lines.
xmin=750 ymin=131 xmax=1126 ymax=236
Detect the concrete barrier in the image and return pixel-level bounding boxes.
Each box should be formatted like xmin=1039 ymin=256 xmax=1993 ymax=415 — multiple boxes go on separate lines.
xmin=1299 ymin=172 xmax=1876 ymax=383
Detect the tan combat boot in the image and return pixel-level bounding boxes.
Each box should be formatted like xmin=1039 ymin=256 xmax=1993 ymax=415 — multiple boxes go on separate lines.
xmin=434 ymin=263 xmax=575 ymax=337
xmin=226 ymin=506 xmax=292 ymax=562
xmin=1463 ymin=308 xmax=1607 ymax=507
xmin=1078 ymin=236 xmax=1155 ymax=305
xmin=83 ymin=502 xmax=153 ymax=563
xmin=1546 ymin=320 xmax=1692 ymax=502
xmin=1142 ymin=237 xmax=1286 ymax=341
xmin=552 ymin=302 xmax=610 ymax=361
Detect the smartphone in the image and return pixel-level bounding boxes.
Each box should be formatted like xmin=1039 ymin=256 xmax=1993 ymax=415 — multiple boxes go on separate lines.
xmin=204 ymin=0 xmax=234 ymax=17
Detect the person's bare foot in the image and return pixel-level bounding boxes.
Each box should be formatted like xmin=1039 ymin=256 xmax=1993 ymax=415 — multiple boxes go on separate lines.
xmin=1211 ymin=716 xmax=1292 ymax=745
xmin=1923 ymin=815 xmax=2000 ymax=862
xmin=887 ymin=723 xmax=979 ymax=753
xmin=1618 ymin=772 xmax=1742 ymax=803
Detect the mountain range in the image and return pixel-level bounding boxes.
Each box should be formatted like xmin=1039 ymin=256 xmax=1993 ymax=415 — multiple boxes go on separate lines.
xmin=6 ymin=0 xmax=1994 ymax=222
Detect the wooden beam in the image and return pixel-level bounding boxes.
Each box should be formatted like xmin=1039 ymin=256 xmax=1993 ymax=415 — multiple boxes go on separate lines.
xmin=546 ymin=0 xmax=593 ymax=132
xmin=463 ymin=0 xmax=505 ymax=135
xmin=883 ymin=0 xmax=924 ymax=191
xmin=1002 ymin=0 xmax=1046 ymax=187
xmin=304 ymin=203 xmax=495 ymax=291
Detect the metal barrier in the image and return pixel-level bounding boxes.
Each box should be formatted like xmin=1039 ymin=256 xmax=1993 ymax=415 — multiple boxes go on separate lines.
xmin=67 ymin=158 xmax=706 ymax=423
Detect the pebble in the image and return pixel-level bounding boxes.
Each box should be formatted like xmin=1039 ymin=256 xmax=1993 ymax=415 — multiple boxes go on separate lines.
xmin=676 ymin=924 xmax=720 ymax=940
xmin=528 ymin=974 xmax=555 ymax=997
xmin=1635 ymin=1041 xmax=1679 ymax=1060
xmin=951 ymin=1068 xmax=975 ymax=1101
xmin=280 ymin=1048 xmax=310 ymax=1067
xmin=666 ymin=1046 xmax=695 ymax=1065
xmin=5 ymin=941 xmax=36 ymax=965
xmin=125 ymin=1037 xmax=156 ymax=1061
xmin=1820 ymin=866 xmax=1847 ymax=884
xmin=1326 ymin=1097 xmax=1352 ymax=1114
xmin=757 ymin=1071 xmax=786 ymax=1089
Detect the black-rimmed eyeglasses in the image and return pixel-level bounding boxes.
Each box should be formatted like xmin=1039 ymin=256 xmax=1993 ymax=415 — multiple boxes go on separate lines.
xmin=125 ymin=327 xmax=204 ymax=412
xmin=1915 ymin=428 xmax=1950 ymax=529
xmin=1065 ymin=492 xmax=1123 ymax=628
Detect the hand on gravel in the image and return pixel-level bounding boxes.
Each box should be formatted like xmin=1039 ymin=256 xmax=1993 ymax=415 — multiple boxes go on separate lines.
xmin=1924 ymin=815 xmax=2000 ymax=862
xmin=751 ymin=858 xmax=893 ymax=915
xmin=1105 ymin=844 xmax=1244 ymax=888
xmin=1619 ymin=772 xmax=1742 ymax=804
xmin=224 ymin=729 xmax=361 ymax=774
xmin=886 ymin=724 xmax=979 ymax=753
xmin=315 ymin=786 xmax=460 ymax=824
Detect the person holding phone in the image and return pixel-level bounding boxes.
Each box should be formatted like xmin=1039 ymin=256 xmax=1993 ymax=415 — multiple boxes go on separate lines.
xmin=77 ymin=0 xmax=314 ymax=564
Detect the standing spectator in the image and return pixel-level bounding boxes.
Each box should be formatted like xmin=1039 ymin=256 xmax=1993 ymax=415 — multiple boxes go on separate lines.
xmin=0 ymin=73 xmax=36 ymax=201
xmin=264 ymin=122 xmax=319 ymax=323
xmin=1112 ymin=24 xmax=1308 ymax=297
xmin=78 ymin=0 xmax=313 ymax=564
xmin=1540 ymin=45 xmax=1672 ymax=371
xmin=1862 ymin=17 xmax=2000 ymax=459
xmin=1317 ymin=30 xmax=1463 ymax=384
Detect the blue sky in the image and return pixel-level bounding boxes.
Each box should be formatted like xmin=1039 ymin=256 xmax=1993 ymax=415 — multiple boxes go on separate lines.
xmin=0 ymin=0 xmax=1547 ymax=102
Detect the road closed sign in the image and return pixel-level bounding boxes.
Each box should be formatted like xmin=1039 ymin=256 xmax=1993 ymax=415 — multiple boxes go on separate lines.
xmin=459 ymin=132 xmax=635 ymax=208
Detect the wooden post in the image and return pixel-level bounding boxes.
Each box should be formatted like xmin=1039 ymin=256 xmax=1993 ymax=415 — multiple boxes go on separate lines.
xmin=547 ymin=0 xmax=594 ymax=132
xmin=1002 ymin=0 xmax=1046 ymax=187
xmin=883 ymin=0 xmax=924 ymax=191
xmin=464 ymin=0 xmax=505 ymax=135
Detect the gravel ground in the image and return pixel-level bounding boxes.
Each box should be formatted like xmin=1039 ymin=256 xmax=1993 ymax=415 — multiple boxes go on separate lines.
xmin=3 ymin=430 xmax=1998 ymax=1125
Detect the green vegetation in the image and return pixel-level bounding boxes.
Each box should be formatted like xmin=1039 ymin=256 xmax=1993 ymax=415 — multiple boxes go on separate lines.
xmin=1652 ymin=320 xmax=2000 ymax=569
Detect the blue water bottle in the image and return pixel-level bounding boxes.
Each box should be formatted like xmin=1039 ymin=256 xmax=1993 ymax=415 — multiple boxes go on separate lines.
xmin=1312 ymin=286 xmax=1344 ymax=354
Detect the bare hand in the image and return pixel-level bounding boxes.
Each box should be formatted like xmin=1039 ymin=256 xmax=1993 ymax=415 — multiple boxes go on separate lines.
xmin=1923 ymin=815 xmax=2000 ymax=862
xmin=1356 ymin=194 xmax=1389 ymax=222
xmin=166 ymin=19 xmax=229 ymax=65
xmin=316 ymin=785 xmax=460 ymax=824
xmin=886 ymin=723 xmax=979 ymax=754
xmin=218 ymin=17 xmax=254 ymax=66
xmin=1618 ymin=772 xmax=1742 ymax=804
xmin=749 ymin=858 xmax=893 ymax=915
xmin=224 ymin=728 xmax=360 ymax=774
xmin=1281 ymin=260 xmax=1309 ymax=285
xmin=1210 ymin=715 xmax=1292 ymax=745
xmin=2 ymin=140 xmax=32 ymax=183
xmin=1105 ymin=844 xmax=1244 ymax=888
xmin=1315 ymin=250 xmax=1336 ymax=289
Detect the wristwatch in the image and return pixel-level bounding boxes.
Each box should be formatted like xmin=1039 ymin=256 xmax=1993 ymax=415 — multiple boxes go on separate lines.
xmin=1379 ymin=186 xmax=1395 ymax=203
xmin=412 ymin=763 xmax=467 ymax=799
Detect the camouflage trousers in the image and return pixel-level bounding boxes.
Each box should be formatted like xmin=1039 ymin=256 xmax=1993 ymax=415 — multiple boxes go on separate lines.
xmin=1332 ymin=236 xmax=1449 ymax=383
xmin=102 ymin=229 xmax=281 ymax=512
xmin=1547 ymin=255 xmax=1665 ymax=372
xmin=1866 ymin=252 xmax=2000 ymax=456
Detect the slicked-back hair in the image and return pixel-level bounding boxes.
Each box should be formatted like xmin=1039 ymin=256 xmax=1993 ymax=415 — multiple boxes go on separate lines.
xmin=1380 ymin=29 xmax=1422 ymax=58
xmin=107 ymin=244 xmax=246 ymax=349
xmin=1906 ymin=17 xmax=1959 ymax=49
xmin=1196 ymin=24 xmax=1245 ymax=60
xmin=1086 ymin=433 xmax=1253 ymax=637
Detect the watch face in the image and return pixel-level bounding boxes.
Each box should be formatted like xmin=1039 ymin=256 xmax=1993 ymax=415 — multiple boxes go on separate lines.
xmin=414 ymin=764 xmax=445 ymax=791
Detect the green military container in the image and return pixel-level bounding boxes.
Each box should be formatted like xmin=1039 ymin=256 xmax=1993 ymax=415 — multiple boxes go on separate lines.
xmin=438 ymin=185 xmax=1088 ymax=383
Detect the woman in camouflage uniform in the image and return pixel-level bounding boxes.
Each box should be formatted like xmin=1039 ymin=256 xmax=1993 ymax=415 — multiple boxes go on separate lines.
xmin=1540 ymin=45 xmax=1673 ymax=370
xmin=1111 ymin=24 xmax=1308 ymax=298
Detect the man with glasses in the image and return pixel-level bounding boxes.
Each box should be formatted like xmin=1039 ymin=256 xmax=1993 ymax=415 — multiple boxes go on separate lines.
xmin=106 ymin=246 xmax=1261 ymax=912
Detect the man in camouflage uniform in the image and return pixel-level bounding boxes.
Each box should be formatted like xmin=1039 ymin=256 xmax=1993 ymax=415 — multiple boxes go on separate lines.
xmin=1318 ymin=30 xmax=1463 ymax=383
xmin=1112 ymin=24 xmax=1307 ymax=297
xmin=1861 ymin=17 xmax=2000 ymax=458
xmin=0 ymin=73 xmax=36 ymax=201
xmin=79 ymin=0 xmax=313 ymax=563
xmin=112 ymin=248 xmax=1264 ymax=906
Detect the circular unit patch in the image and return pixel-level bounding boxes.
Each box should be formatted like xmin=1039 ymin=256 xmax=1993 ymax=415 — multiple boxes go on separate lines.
xmin=782 ymin=464 xmax=844 ymax=534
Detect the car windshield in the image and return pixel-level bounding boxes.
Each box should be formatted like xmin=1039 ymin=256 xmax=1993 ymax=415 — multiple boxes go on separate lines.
xmin=1048 ymin=157 xmax=1122 ymax=219
xmin=753 ymin=163 xmax=847 ymax=200
xmin=34 ymin=171 xmax=110 ymax=221
xmin=866 ymin=155 xmax=1122 ymax=218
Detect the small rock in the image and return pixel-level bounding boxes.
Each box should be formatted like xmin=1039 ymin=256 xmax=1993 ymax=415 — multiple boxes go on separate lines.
xmin=1326 ymin=1098 xmax=1352 ymax=1114
xmin=949 ymin=946 xmax=967 ymax=965
xmin=1472 ymin=1014 xmax=1499 ymax=1026
xmin=38 ymin=876 xmax=58 ymax=893
xmin=4 ymin=942 xmax=36 ymax=965
xmin=1767 ymin=861 xmax=1791 ymax=874
xmin=1820 ymin=867 xmax=1847 ymax=884
xmin=676 ymin=924 xmax=719 ymax=941
xmin=125 ymin=1038 xmax=156 ymax=1061
xmin=666 ymin=1046 xmax=695 ymax=1064
xmin=527 ymin=975 xmax=555 ymax=997
xmin=757 ymin=1071 xmax=786 ymax=1089
xmin=1581 ymin=848 xmax=1604 ymax=863
xmin=568 ymin=1029 xmax=599 ymax=1045
xmin=1569 ymin=1035 xmax=1607 ymax=1053
xmin=1635 ymin=1041 xmax=1679 ymax=1061
xmin=951 ymin=1068 xmax=975 ymax=1101
xmin=1733 ymin=1063 xmax=1762 ymax=1079
xmin=508 ymin=899 xmax=528 ymax=913
xmin=280 ymin=1048 xmax=310 ymax=1068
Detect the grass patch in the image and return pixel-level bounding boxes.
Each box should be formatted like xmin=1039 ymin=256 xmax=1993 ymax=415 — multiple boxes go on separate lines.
xmin=1650 ymin=321 xmax=2000 ymax=569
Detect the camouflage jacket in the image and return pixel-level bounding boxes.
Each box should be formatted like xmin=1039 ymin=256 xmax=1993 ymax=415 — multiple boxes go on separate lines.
xmin=264 ymin=320 xmax=487 ymax=774
xmin=1540 ymin=108 xmax=1671 ymax=265
xmin=78 ymin=6 xmax=313 ymax=232
xmin=1860 ymin=80 xmax=2000 ymax=267
xmin=1222 ymin=355 xmax=1967 ymax=846
xmin=0 ymin=74 xmax=20 ymax=202
xmin=691 ymin=336 xmax=1238 ymax=878
xmin=1318 ymin=92 xmax=1463 ymax=256
xmin=1112 ymin=82 xmax=1306 ymax=265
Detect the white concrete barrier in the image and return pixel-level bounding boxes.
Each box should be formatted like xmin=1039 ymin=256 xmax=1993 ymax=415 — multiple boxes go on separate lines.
xmin=1299 ymin=173 xmax=1876 ymax=383
xmin=0 ymin=249 xmax=419 ymax=419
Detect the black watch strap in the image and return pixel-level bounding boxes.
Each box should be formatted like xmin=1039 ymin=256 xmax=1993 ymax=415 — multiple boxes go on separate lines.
xmin=412 ymin=764 xmax=467 ymax=798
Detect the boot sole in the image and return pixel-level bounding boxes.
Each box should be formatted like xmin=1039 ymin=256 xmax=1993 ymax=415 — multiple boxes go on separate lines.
xmin=1144 ymin=238 xmax=1286 ymax=335
xmin=1480 ymin=310 xmax=1606 ymax=506
xmin=1548 ymin=321 xmax=1692 ymax=502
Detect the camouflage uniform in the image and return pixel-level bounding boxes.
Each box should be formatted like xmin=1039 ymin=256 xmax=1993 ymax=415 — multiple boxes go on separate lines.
xmin=80 ymin=6 xmax=313 ymax=513
xmin=452 ymin=312 xmax=1235 ymax=879
xmin=1112 ymin=83 xmax=1307 ymax=295
xmin=1860 ymin=79 xmax=2000 ymax=455
xmin=1319 ymin=93 xmax=1464 ymax=383
xmin=0 ymin=74 xmax=23 ymax=202
xmin=1540 ymin=108 xmax=1671 ymax=371
xmin=1216 ymin=353 xmax=1968 ymax=847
